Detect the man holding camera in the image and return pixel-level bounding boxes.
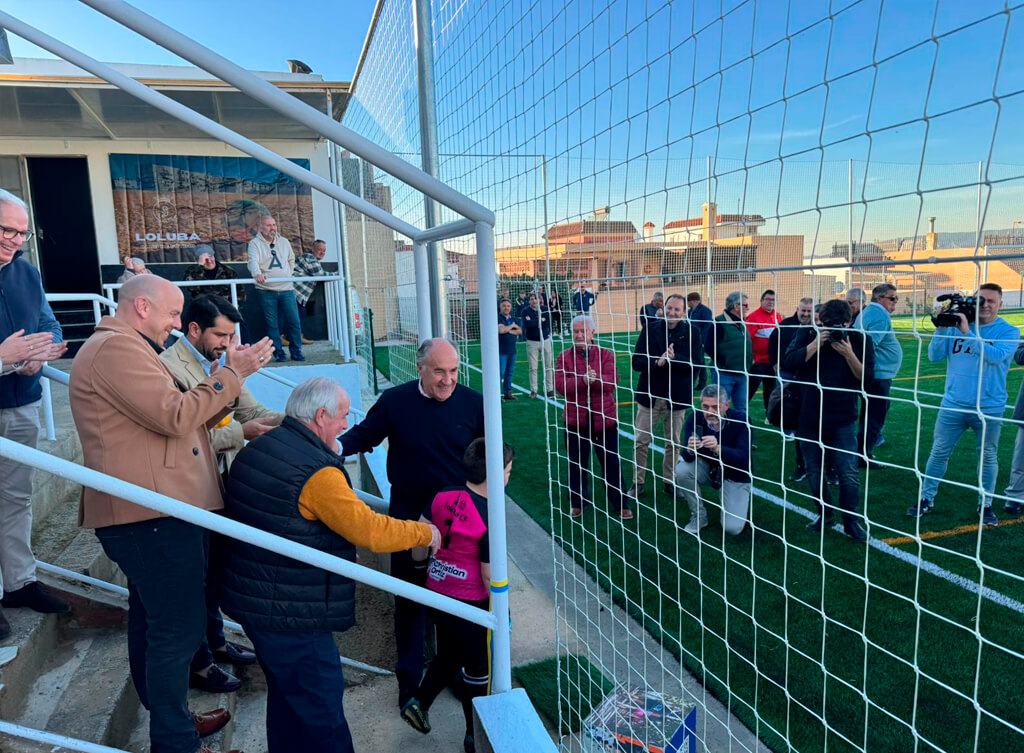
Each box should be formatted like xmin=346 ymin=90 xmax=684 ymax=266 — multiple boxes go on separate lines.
xmin=909 ymin=284 xmax=1018 ymax=526
xmin=675 ymin=384 xmax=752 ymax=535
xmin=783 ymin=298 xmax=874 ymax=541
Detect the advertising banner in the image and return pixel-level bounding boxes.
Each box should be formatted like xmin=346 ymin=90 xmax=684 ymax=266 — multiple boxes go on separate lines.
xmin=110 ymin=153 xmax=315 ymax=264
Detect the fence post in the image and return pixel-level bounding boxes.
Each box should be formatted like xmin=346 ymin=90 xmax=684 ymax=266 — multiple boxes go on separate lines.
xmin=368 ymin=307 xmax=379 ymax=395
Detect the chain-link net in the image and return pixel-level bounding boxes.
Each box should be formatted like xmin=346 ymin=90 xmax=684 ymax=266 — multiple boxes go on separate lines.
xmin=341 ymin=1 xmax=1024 ymax=751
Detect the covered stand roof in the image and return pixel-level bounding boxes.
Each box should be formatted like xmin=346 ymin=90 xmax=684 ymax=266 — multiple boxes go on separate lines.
xmin=0 ymin=58 xmax=350 ymax=140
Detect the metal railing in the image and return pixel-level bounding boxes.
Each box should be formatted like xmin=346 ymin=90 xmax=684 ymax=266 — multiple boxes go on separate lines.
xmin=1 ymin=12 xmax=511 ymax=753
xmin=101 ymin=275 xmax=353 ymax=359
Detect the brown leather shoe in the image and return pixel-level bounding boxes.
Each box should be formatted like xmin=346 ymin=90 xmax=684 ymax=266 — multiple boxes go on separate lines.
xmin=301 ymin=336 xmax=314 ymax=345
xmin=193 ymin=707 xmax=231 ymax=738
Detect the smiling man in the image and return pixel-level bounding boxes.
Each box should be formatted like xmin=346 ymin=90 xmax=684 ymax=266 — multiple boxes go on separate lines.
xmin=339 ymin=337 xmax=484 ymax=711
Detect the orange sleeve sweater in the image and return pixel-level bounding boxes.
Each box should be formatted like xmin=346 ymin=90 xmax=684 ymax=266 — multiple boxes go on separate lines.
xmin=298 ymin=467 xmax=433 ymax=553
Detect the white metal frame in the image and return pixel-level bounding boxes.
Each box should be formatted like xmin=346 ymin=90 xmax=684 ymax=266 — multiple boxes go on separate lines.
xmin=2 ymin=0 xmax=512 ymax=696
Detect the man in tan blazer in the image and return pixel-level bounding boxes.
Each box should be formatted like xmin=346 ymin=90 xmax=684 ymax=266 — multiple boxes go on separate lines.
xmin=70 ymin=275 xmax=274 ymax=753
xmin=161 ymin=294 xmax=283 ymax=695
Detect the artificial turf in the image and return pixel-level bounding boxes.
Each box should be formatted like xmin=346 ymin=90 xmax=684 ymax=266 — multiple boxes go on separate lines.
xmin=372 ymin=313 xmax=1024 ymax=753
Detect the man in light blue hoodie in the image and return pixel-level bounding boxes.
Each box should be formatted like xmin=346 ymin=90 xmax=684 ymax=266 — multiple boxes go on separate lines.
xmin=909 ymin=284 xmax=1019 ymax=526
xmin=854 ymin=283 xmax=903 ymax=466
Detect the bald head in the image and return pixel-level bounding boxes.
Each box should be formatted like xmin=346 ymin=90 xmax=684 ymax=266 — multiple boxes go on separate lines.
xmin=117 ymin=275 xmax=183 ymax=344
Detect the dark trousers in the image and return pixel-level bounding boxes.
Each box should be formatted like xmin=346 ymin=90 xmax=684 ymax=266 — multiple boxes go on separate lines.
xmin=551 ymin=311 xmax=562 ymax=333
xmin=258 ymin=288 xmax=303 ymax=359
xmin=800 ymin=423 xmax=861 ymax=522
xmin=418 ymin=600 xmax=491 ymax=736
xmin=244 ymin=627 xmax=354 ymax=753
xmin=189 ymin=577 xmax=228 ymax=674
xmin=859 ymin=378 xmax=893 ymax=456
xmin=95 ymin=518 xmax=207 ymax=753
xmin=747 ymin=362 xmax=777 ymax=413
xmin=392 ymin=549 xmax=428 ymax=707
xmin=566 ymin=424 xmax=627 ymax=512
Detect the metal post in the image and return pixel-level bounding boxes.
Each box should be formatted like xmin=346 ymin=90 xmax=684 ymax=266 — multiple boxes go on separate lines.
xmin=705 ymin=156 xmax=714 ymax=308
xmin=40 ymin=377 xmax=56 ymax=442
xmin=413 ymin=242 xmax=434 ymax=343
xmin=92 ymin=299 xmax=102 ymax=324
xmin=325 ymin=90 xmax=352 ymax=360
xmin=849 ymin=158 xmax=855 ymax=274
xmin=229 ymin=283 xmax=241 ymax=337
xmin=474 ymin=222 xmax=512 ymax=694
xmin=976 ymin=160 xmax=984 ymax=253
xmin=413 ymin=0 xmax=448 ymax=338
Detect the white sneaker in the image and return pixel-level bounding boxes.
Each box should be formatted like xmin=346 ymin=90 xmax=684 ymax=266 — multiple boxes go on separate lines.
xmin=684 ymin=515 xmax=708 ymax=534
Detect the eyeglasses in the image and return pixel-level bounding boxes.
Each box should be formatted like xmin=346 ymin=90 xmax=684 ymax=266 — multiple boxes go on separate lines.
xmin=0 ymin=224 xmax=33 ymax=242
xmin=883 ymin=295 xmax=899 ymax=302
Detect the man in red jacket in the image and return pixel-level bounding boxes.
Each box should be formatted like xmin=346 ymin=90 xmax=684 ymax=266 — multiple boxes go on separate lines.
xmin=555 ymin=315 xmax=632 ymax=520
xmin=745 ymin=289 xmax=783 ymax=415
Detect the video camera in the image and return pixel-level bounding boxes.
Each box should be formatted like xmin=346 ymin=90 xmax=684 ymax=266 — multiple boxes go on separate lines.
xmin=931 ymin=293 xmax=977 ymax=328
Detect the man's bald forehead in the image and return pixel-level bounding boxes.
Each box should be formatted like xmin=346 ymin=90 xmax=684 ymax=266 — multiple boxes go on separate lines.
xmin=120 ymin=274 xmax=179 ymax=303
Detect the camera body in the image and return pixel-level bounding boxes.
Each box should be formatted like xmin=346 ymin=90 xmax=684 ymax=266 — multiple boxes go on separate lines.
xmin=818 ymin=305 xmax=850 ymax=341
xmin=931 ymin=293 xmax=977 ymax=328
xmin=827 ymin=329 xmax=848 ymax=343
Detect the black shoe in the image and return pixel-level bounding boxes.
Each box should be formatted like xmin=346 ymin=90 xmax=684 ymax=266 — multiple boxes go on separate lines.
xmin=1005 ymin=500 xmax=1023 ymax=515
xmin=464 ymin=733 xmax=476 ymax=753
xmin=546 ymin=391 xmax=555 ymax=398
xmin=664 ymin=482 xmax=675 ymax=497
xmin=274 ymin=353 xmax=288 ymax=363
xmin=790 ymin=469 xmax=808 ymax=483
xmin=0 ymin=608 xmax=10 ymax=641
xmin=1 ymin=582 xmax=70 ymax=614
xmin=806 ymin=515 xmax=834 ymax=533
xmin=843 ymin=520 xmax=867 ymax=542
xmin=400 ymin=697 xmax=431 ymax=734
xmin=189 ymin=664 xmax=241 ymax=693
xmin=212 ymin=641 xmax=257 ymax=666
xmin=291 ymin=352 xmax=306 ymax=362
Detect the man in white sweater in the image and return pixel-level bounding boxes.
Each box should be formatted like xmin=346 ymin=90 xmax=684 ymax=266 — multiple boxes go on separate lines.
xmin=247 ymin=215 xmax=305 ymax=361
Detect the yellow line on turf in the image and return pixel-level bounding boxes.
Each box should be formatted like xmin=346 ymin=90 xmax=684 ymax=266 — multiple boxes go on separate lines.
xmin=881 ymin=515 xmax=1024 ymax=545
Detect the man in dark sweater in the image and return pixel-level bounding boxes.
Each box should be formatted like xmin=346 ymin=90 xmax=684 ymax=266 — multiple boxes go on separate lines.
xmin=629 ymin=294 xmax=698 ymax=496
xmin=686 ymin=292 xmax=714 ymax=390
xmin=339 ymin=338 xmax=484 ymax=708
xmin=783 ymin=299 xmax=874 ymax=541
xmin=768 ymin=297 xmax=813 ymax=478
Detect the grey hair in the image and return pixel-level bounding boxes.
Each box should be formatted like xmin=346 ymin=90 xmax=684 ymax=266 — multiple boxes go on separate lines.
xmin=0 ymin=189 xmax=27 ymax=212
xmin=285 ymin=377 xmax=345 ymax=424
xmin=130 ymin=257 xmax=146 ymax=266
xmin=871 ymin=283 xmax=897 ymax=301
xmin=725 ymin=290 xmax=748 ymax=312
xmin=700 ymin=383 xmax=732 ymax=404
xmin=846 ymin=287 xmax=866 ymax=303
xmin=799 ymin=296 xmax=814 ymax=306
xmin=570 ymin=313 xmax=596 ymax=331
xmin=416 ymin=338 xmax=461 ymax=368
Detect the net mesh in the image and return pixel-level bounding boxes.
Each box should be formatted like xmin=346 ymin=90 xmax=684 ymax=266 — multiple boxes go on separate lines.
xmin=341 ymin=1 xmax=1024 ymax=750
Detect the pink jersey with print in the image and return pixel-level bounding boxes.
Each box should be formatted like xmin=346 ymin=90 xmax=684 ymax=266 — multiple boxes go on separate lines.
xmin=426 ymin=488 xmax=488 ymax=601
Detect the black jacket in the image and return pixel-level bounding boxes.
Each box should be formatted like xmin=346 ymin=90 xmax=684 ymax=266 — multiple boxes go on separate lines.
xmin=680 ymin=407 xmax=752 ymax=484
xmin=632 ymin=319 xmax=699 ymax=409
xmin=768 ymin=313 xmax=803 ymax=373
xmin=782 ymin=327 xmax=875 ymax=434
xmin=219 ymin=417 xmax=357 ymax=632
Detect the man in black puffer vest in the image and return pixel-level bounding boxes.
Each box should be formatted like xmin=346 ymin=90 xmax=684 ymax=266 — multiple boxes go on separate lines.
xmin=219 ymin=377 xmax=440 ymax=753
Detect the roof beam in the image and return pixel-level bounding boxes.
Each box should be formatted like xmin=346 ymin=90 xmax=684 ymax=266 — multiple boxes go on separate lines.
xmin=67 ymin=88 xmax=118 ymax=139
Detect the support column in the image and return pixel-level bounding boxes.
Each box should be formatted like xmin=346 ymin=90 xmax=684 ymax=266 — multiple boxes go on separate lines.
xmin=413 ymin=241 xmax=433 ymax=343
xmin=475 ymin=222 xmax=512 ymax=694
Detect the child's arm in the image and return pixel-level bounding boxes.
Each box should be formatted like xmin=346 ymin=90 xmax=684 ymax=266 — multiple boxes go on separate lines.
xmin=411 ymin=515 xmax=431 ymax=562
xmin=480 ymin=562 xmax=491 ymax=583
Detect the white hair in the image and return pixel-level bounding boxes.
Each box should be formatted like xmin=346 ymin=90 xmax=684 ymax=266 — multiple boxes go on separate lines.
xmin=725 ymin=290 xmax=748 ymax=312
xmin=846 ymin=287 xmax=866 ymax=303
xmin=571 ymin=314 xmax=596 ymax=331
xmin=0 ymin=189 xmax=28 ymax=213
xmin=700 ymin=383 xmax=732 ymax=404
xmin=285 ymin=377 xmax=345 ymax=424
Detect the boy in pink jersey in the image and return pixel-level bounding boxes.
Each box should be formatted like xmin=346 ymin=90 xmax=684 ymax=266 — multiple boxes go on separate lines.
xmin=401 ymin=438 xmax=515 ymax=753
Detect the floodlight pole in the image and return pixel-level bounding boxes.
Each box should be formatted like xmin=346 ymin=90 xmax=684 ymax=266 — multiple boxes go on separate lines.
xmin=413 ymin=0 xmax=449 ymax=338
xmin=413 ymin=241 xmax=434 ymax=343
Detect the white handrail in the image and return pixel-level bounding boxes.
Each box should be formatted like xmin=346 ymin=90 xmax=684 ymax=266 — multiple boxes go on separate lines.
xmin=101 ymin=274 xmax=344 ymax=291
xmin=0 ymin=720 xmax=128 ymax=753
xmin=0 ymin=436 xmax=495 ymax=630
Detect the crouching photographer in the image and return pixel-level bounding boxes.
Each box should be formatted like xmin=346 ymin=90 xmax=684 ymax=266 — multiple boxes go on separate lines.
xmin=783 ymin=298 xmax=875 ymax=541
xmin=675 ymin=384 xmax=752 ymax=536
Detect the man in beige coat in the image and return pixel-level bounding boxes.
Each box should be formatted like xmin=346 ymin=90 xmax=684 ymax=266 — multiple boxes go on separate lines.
xmin=70 ymin=275 xmax=274 ymax=753
xmin=160 ymin=294 xmax=282 ymax=694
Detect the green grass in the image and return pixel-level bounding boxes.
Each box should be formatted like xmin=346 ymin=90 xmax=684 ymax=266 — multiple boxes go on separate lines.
xmin=514 ymin=654 xmax=613 ymax=734
xmin=373 ymin=327 xmax=1024 ymax=752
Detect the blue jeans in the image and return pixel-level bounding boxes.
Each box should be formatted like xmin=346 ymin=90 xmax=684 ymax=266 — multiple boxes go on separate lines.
xmin=244 ymin=627 xmax=355 ymax=753
xmin=96 ymin=518 xmax=207 ymax=753
xmin=258 ymin=288 xmax=303 ymax=358
xmin=921 ymin=407 xmax=1003 ymax=507
xmin=713 ymin=370 xmax=748 ymax=415
xmin=499 ymin=352 xmax=516 ymax=395
xmin=189 ymin=574 xmax=228 ymax=674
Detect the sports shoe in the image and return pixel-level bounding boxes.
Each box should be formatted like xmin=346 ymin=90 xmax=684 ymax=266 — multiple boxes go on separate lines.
xmin=784 ymin=432 xmax=795 ymax=443
xmin=806 ymin=515 xmax=834 ymax=533
xmin=626 ymin=481 xmax=645 ymax=499
xmin=981 ymin=506 xmax=999 ymax=527
xmin=1 ymin=582 xmax=70 ymax=614
xmin=906 ymin=498 xmax=934 ymax=518
xmin=790 ymin=469 xmax=807 ymax=483
xmin=400 ymin=697 xmax=431 ymax=734
xmin=1004 ymin=500 xmax=1023 ymax=515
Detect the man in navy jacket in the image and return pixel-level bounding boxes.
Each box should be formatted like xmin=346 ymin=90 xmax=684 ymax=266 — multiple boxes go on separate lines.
xmin=0 ymin=189 xmax=69 ymax=639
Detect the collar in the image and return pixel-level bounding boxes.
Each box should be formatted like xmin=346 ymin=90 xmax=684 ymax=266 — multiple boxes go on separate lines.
xmin=418 ymin=380 xmax=431 ymax=399
xmin=136 ymin=330 xmax=164 ymax=354
xmin=179 ymin=336 xmax=221 ymax=376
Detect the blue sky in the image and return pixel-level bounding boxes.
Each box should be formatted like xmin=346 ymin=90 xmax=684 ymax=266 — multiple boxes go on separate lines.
xmin=4 ymin=0 xmax=377 ymax=80
xmin=5 ymin=0 xmax=1022 ymax=256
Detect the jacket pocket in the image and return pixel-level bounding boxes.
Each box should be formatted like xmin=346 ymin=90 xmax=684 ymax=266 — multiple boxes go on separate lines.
xmin=164 ymin=437 xmax=177 ymax=469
